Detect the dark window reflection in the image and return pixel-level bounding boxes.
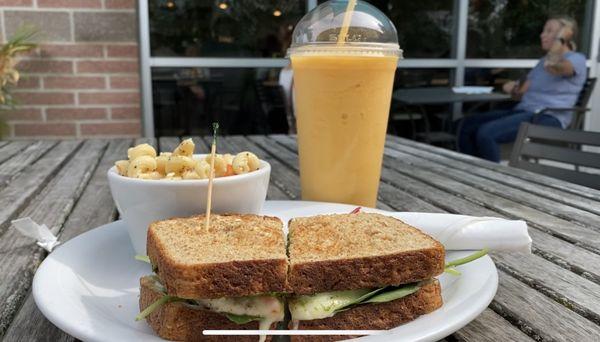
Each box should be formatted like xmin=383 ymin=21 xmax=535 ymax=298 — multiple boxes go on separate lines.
xmin=319 ymin=0 xmax=455 ymax=58
xmin=464 ymin=68 xmax=529 ymax=88
xmin=467 ymin=0 xmax=593 ymax=58
xmin=389 ymin=69 xmax=452 ymax=138
xmin=149 ymin=0 xmax=305 ymax=58
xmin=152 ymin=67 xmax=291 ymax=137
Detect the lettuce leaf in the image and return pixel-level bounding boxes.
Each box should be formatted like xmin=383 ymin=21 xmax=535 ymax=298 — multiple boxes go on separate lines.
xmin=225 ymin=313 xmax=262 ymax=324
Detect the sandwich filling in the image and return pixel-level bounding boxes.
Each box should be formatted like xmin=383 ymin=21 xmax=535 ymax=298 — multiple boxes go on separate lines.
xmin=138 ymin=275 xmax=284 ymax=340
xmin=288 ymin=281 xmax=423 ymax=322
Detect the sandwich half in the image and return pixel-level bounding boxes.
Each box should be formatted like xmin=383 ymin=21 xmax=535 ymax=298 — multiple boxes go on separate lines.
xmin=287 ymin=213 xmax=445 ymax=342
xmin=139 ymin=214 xmax=289 ymax=341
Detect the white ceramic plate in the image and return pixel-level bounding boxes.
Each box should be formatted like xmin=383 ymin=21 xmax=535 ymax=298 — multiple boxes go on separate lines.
xmin=33 ymin=200 xmax=498 ymax=342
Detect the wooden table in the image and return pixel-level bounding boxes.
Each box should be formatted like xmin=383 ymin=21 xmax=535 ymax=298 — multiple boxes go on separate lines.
xmin=1 ymin=135 xmax=600 ymax=341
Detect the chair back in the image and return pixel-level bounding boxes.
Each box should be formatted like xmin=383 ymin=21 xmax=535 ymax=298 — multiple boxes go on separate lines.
xmin=570 ymin=77 xmax=596 ymax=129
xmin=509 ymin=123 xmax=600 ymax=189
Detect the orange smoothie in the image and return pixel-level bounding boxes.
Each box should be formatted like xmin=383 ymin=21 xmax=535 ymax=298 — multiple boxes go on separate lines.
xmin=291 ymin=53 xmax=398 ymax=206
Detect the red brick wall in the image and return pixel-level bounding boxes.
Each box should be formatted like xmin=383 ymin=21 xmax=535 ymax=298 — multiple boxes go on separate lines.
xmin=1 ymin=0 xmax=141 ymax=139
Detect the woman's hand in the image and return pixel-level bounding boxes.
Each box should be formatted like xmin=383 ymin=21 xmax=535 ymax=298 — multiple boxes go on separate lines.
xmin=502 ymin=81 xmax=517 ymax=94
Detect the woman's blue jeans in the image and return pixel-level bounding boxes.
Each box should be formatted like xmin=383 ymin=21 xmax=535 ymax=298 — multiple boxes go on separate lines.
xmin=457 ymin=109 xmax=562 ymax=162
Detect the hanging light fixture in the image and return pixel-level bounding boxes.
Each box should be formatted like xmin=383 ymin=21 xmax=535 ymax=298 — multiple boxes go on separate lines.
xmin=273 ymin=9 xmax=282 ymax=17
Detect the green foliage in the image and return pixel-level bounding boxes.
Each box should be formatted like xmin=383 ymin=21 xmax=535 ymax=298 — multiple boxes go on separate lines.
xmin=467 ymin=0 xmax=589 ymax=58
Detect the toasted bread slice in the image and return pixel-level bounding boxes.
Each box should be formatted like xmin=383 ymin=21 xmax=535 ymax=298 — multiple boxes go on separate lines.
xmin=147 ymin=214 xmax=288 ymax=299
xmin=288 ymin=213 xmax=445 ymax=294
xmin=290 ymin=279 xmax=442 ymax=342
xmin=140 ymin=276 xmax=276 ymax=342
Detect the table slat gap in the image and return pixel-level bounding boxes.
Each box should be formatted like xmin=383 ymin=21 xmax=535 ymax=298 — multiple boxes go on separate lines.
xmin=216 ymin=136 xmax=295 ymax=200
xmin=0 ymin=141 xmax=58 ymax=191
xmin=0 ymin=141 xmax=35 ymax=166
xmin=493 ymin=252 xmax=600 ymax=326
xmin=0 ymin=140 xmax=83 ymax=236
xmin=452 ymin=308 xmax=534 ymax=342
xmin=385 ymin=139 xmax=600 ymax=217
xmin=375 ymin=157 xmax=600 ymax=287
xmin=383 ymin=146 xmax=600 ymax=229
xmin=490 ymin=270 xmax=600 ymax=341
xmin=3 ymin=139 xmax=132 ymax=342
xmin=0 ymin=140 xmax=108 ymax=336
xmin=387 ymin=135 xmax=600 ymax=201
xmin=380 ymin=152 xmax=600 ymax=255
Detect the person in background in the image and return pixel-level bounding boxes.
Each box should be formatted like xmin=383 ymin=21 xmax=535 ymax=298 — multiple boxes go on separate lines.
xmin=458 ymin=16 xmax=587 ymax=162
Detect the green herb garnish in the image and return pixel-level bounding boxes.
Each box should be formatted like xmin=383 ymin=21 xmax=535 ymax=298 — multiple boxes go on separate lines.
xmin=444 ymin=248 xmax=489 ymax=276
xmin=135 ymin=255 xmax=150 ymax=263
xmin=225 ymin=313 xmax=262 ymax=324
xmin=364 ymin=283 xmax=421 ymax=303
xmin=135 ymin=295 xmax=185 ymax=321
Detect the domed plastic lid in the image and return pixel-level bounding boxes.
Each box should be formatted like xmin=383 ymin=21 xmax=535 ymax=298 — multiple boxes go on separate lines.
xmin=288 ymin=0 xmax=402 ymax=57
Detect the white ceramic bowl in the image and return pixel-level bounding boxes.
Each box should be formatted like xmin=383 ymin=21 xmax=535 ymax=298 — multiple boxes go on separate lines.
xmin=107 ymin=155 xmax=271 ymax=255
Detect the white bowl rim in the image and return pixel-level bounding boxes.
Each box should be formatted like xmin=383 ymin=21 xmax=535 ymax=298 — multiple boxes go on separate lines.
xmin=107 ymin=156 xmax=271 ymax=186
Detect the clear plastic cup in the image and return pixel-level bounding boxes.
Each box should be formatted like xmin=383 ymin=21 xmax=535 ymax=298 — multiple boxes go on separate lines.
xmin=288 ymin=0 xmax=402 ymax=207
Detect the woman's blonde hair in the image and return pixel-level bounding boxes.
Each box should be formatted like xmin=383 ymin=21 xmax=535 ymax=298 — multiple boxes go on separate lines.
xmin=550 ymin=16 xmax=579 ymax=51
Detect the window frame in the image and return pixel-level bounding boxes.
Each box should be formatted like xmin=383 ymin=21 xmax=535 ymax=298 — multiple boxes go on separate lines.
xmin=138 ymin=0 xmax=600 ymax=137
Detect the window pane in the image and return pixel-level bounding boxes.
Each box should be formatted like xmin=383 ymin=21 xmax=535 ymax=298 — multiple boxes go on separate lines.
xmin=152 ymin=67 xmax=291 ymax=137
xmin=467 ymin=0 xmax=594 ymax=58
xmin=390 ymin=69 xmax=453 ymax=138
xmin=318 ymin=0 xmax=455 ymax=58
xmin=149 ymin=1 xmax=305 ymax=57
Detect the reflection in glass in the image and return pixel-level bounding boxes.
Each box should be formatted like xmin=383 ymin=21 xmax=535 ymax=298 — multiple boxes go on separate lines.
xmin=149 ymin=1 xmax=305 ymax=57
xmin=467 ymin=0 xmax=593 ymax=58
xmin=318 ymin=0 xmax=455 ymax=58
xmin=152 ymin=67 xmax=291 ymax=137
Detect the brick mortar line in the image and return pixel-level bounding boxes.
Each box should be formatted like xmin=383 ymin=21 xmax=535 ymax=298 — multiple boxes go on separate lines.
xmin=9 ymin=104 xmax=139 ymax=108
xmin=13 ymin=89 xmax=139 ymax=93
xmin=1 ymin=7 xmax=135 ymax=13
xmin=1 ymin=10 xmax=6 ymax=42
xmin=22 ymin=73 xmax=140 ymax=77
xmin=10 ymin=119 xmax=140 ymax=125
xmin=21 ymin=57 xmax=139 ymax=61
xmin=69 ymin=10 xmax=75 ymax=42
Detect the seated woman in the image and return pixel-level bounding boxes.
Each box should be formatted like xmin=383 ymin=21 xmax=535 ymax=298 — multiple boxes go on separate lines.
xmin=458 ymin=16 xmax=587 ymax=162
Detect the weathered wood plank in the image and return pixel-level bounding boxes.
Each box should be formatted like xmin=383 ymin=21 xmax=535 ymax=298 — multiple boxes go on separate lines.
xmin=491 ymin=270 xmax=600 ymax=341
xmin=3 ymin=139 xmax=131 ymax=342
xmin=387 ymin=135 xmax=600 ymax=201
xmin=0 ymin=140 xmax=107 ymax=336
xmin=375 ymin=152 xmax=600 ymax=286
xmin=0 ymin=141 xmax=8 ymax=148
xmin=453 ymin=308 xmax=533 ymax=342
xmin=202 ymin=136 xmax=292 ymax=201
xmin=224 ymin=135 xmax=301 ymax=200
xmin=382 ymin=148 xmax=600 ymax=254
xmin=493 ymin=251 xmax=600 ymax=325
xmin=385 ymin=139 xmax=600 ymax=220
xmin=387 ymin=139 xmax=600 ymax=216
xmin=0 ymin=141 xmax=58 ymax=190
xmin=0 ymin=140 xmax=82 ymax=235
xmin=0 ymin=141 xmax=33 ymax=165
xmin=158 ymin=136 xmax=180 ymax=153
